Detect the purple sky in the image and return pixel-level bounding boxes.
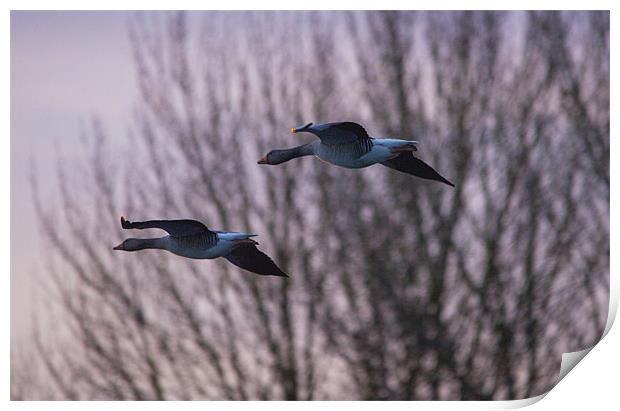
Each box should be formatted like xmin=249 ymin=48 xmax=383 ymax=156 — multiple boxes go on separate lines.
xmin=11 ymin=11 xmax=137 ymax=340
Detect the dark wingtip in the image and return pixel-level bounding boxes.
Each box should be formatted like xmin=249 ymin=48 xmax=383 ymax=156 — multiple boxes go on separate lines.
xmin=120 ymin=216 xmax=132 ymax=229
xmin=436 ymin=175 xmax=455 ymax=187
xmin=273 ymin=268 xmax=289 ymax=278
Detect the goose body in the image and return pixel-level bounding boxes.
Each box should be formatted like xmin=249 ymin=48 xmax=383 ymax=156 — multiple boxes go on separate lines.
xmin=113 ymin=217 xmax=287 ymax=277
xmin=258 ymin=121 xmax=454 ymax=187
xmin=314 ymin=138 xmax=416 ymax=169
xmin=160 ymin=231 xmax=256 ymax=259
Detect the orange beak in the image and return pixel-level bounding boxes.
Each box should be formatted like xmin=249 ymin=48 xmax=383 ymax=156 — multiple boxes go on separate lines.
xmin=291 ymin=127 xmax=297 ymax=134
xmin=257 ymin=155 xmax=268 ymax=165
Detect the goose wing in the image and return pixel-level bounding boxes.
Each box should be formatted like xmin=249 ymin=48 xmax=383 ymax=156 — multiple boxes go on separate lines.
xmin=225 ymin=243 xmax=288 ymax=277
xmin=121 ymin=216 xmax=214 ymax=237
xmin=311 ymin=122 xmax=371 ymax=146
xmin=381 ymin=152 xmax=455 ymax=187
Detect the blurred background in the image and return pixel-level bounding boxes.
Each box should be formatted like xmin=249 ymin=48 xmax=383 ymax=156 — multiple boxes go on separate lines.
xmin=11 ymin=11 xmax=609 ymax=400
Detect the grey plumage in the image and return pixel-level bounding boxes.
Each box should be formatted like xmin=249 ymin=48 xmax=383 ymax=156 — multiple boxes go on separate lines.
xmin=114 ymin=217 xmax=287 ymax=277
xmin=315 ymin=138 xmax=374 ymax=161
xmin=306 ymin=121 xmax=371 ymax=146
xmin=259 ymin=121 xmax=454 ymax=186
xmin=173 ymin=232 xmax=219 ymax=250
xmin=121 ymin=217 xmax=214 ymax=238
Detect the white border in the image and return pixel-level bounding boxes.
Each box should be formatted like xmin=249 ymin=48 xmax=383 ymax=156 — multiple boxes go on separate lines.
xmin=3 ymin=0 xmax=617 ymax=11
xmin=5 ymin=1 xmax=617 ymax=409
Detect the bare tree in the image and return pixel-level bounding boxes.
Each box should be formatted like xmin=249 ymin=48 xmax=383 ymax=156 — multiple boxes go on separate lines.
xmin=14 ymin=11 xmax=608 ymax=400
xmin=321 ymin=11 xmax=609 ymax=399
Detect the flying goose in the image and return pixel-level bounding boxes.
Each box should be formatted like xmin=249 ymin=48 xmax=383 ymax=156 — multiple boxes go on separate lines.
xmin=258 ymin=121 xmax=454 ymax=187
xmin=113 ymin=217 xmax=287 ymax=277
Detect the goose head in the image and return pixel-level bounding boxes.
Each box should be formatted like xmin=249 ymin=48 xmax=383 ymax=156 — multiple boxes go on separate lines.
xmin=113 ymin=238 xmax=151 ymax=251
xmin=257 ymin=150 xmax=294 ymax=165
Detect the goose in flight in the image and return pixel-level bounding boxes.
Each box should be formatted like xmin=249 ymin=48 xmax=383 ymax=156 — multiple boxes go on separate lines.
xmin=258 ymin=121 xmax=454 ymax=187
xmin=113 ymin=217 xmax=287 ymax=277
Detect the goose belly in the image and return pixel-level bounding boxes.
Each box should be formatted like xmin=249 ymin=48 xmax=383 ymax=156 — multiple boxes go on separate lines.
xmin=355 ymin=145 xmax=399 ymax=167
xmin=166 ymin=237 xmax=233 ymax=259
xmin=316 ymin=143 xmax=396 ymax=168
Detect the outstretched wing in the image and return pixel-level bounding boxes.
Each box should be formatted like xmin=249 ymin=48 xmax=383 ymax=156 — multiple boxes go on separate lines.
xmin=225 ymin=243 xmax=288 ymax=277
xmin=381 ymin=152 xmax=455 ymax=187
xmin=121 ymin=216 xmax=213 ymax=237
xmin=311 ymin=122 xmax=371 ymax=146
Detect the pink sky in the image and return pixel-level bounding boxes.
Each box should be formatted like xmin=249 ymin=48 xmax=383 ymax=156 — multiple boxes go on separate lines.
xmin=11 ymin=11 xmax=137 ymax=341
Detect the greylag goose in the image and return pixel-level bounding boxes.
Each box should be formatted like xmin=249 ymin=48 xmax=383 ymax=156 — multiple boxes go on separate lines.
xmin=113 ymin=217 xmax=287 ymax=277
xmin=258 ymin=121 xmax=454 ymax=187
